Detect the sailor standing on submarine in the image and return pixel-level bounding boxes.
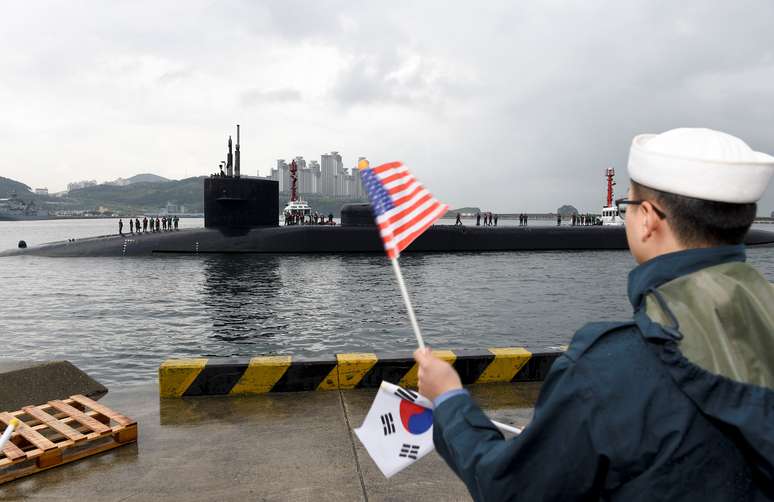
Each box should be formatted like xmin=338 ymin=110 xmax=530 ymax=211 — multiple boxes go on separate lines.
xmin=415 ymin=128 xmax=774 ymax=501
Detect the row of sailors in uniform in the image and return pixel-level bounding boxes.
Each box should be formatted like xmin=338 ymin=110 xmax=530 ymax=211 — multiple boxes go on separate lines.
xmin=118 ymin=216 xmax=180 ymax=235
xmin=284 ymin=211 xmax=335 ymax=226
xmin=558 ymin=213 xmax=599 ymax=226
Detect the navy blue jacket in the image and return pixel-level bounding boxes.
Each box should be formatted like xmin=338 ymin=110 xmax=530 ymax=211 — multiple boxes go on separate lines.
xmin=433 ymin=246 xmax=774 ymax=501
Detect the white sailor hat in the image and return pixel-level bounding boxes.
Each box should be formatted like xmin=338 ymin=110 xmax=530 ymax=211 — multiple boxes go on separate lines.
xmin=627 ymin=128 xmax=774 ymax=203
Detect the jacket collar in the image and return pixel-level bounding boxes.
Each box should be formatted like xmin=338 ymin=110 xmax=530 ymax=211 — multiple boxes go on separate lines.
xmin=627 ymin=244 xmax=746 ymax=309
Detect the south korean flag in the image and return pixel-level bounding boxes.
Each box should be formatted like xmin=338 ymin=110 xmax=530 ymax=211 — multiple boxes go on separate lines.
xmin=354 ymin=381 xmax=435 ymax=478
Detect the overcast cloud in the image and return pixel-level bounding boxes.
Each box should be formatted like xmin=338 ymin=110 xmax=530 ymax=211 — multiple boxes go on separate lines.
xmin=1 ymin=0 xmax=772 ymax=213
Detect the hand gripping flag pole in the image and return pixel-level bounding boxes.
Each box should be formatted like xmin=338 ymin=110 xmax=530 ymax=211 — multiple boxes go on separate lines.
xmin=355 ymin=381 xmax=521 ymax=478
xmin=354 ymin=160 xmax=523 ymax=478
xmin=357 ymin=159 xmax=449 ymax=349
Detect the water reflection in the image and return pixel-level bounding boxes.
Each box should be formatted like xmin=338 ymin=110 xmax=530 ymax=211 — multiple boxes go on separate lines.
xmin=201 ymin=255 xmax=283 ymax=344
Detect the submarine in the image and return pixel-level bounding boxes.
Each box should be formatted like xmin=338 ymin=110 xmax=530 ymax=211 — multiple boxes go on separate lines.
xmin=3 ymin=127 xmax=773 ymax=258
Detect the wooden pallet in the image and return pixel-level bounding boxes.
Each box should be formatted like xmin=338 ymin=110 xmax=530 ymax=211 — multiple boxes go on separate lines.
xmin=0 ymin=394 xmax=137 ymax=484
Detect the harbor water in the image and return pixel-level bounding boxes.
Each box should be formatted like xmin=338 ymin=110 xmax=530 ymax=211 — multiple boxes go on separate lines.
xmin=1 ymin=218 xmax=772 ymax=385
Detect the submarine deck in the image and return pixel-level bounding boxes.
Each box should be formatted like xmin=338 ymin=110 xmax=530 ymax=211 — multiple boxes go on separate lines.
xmin=2 ymin=225 xmax=773 ymax=257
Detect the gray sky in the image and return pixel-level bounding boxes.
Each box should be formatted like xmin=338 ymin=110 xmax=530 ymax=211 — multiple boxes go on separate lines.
xmin=1 ymin=0 xmax=773 ymax=213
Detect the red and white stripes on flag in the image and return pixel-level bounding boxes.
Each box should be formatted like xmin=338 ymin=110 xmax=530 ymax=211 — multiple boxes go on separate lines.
xmin=359 ymin=161 xmax=449 ymax=259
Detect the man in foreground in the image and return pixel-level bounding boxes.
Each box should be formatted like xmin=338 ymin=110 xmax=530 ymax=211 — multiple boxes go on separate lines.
xmin=415 ymin=128 xmax=774 ymax=500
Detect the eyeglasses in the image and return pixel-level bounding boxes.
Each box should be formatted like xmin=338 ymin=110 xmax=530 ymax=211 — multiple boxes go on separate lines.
xmin=615 ymin=198 xmax=667 ymax=219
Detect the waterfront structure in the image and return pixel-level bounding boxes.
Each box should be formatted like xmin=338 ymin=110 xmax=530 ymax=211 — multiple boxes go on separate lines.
xmin=105 ymin=178 xmax=130 ymax=186
xmin=162 ymin=202 xmax=179 ymax=215
xmin=67 ymin=180 xmax=97 ymax=192
xmin=34 ymin=188 xmax=49 ymax=195
xmin=0 ymin=191 xmax=46 ymax=220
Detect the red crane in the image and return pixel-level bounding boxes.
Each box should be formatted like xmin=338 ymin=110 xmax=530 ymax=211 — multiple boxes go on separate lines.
xmin=605 ymin=167 xmax=616 ymax=208
xmin=290 ymin=159 xmax=299 ymax=202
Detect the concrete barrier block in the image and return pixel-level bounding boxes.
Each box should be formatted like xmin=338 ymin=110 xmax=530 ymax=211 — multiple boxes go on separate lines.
xmin=159 ymin=347 xmax=564 ymax=398
xmin=0 ymin=360 xmax=107 ymax=411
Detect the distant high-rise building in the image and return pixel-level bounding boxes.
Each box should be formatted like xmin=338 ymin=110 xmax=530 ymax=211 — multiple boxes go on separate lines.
xmin=299 ymin=168 xmax=320 ymax=195
xmin=351 ymin=165 xmax=364 ymax=199
xmin=293 ymin=156 xmax=314 ymax=195
xmin=335 ymin=167 xmax=349 ymax=197
xmin=321 ymin=152 xmax=342 ymax=196
xmin=299 ymin=167 xmax=312 ymax=194
xmin=307 ymin=161 xmax=321 ymax=195
xmin=276 ymin=159 xmax=290 ymax=192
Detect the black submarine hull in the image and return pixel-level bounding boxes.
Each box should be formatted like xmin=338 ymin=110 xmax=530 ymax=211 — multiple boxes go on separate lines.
xmin=3 ymin=225 xmax=773 ymax=257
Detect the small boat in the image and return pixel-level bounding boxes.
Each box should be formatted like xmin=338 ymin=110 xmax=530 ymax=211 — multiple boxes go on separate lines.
xmin=600 ymin=205 xmax=624 ymax=226
xmin=283 ymin=199 xmax=312 ymax=219
xmin=283 ymin=159 xmax=315 ymax=224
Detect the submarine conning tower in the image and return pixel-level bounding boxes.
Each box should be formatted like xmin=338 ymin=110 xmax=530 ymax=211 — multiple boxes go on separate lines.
xmin=340 ymin=203 xmax=376 ymax=226
xmin=204 ymin=125 xmax=280 ymax=229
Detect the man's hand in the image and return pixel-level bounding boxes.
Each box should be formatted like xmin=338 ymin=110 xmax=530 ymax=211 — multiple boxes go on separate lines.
xmin=414 ymin=347 xmax=463 ymax=402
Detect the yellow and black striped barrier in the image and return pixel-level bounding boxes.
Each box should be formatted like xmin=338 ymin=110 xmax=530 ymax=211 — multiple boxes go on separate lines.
xmin=158 ymin=347 xmax=564 ymax=398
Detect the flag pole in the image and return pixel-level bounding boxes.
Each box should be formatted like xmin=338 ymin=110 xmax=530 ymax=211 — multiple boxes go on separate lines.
xmin=0 ymin=418 xmax=19 ymax=451
xmin=390 ymin=257 xmax=425 ymax=349
xmin=491 ymin=419 xmax=522 ymax=435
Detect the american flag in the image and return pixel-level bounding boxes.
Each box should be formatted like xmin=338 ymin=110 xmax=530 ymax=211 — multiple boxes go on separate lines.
xmin=358 ymin=160 xmax=448 ymax=259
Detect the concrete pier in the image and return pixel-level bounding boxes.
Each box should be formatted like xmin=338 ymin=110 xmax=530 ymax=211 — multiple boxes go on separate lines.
xmin=0 ymin=360 xmax=107 ymax=411
xmin=1 ymin=382 xmax=541 ymax=501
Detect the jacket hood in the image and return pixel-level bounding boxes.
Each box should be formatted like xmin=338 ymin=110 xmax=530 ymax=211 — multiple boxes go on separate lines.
xmin=628 ymin=245 xmax=774 ymax=489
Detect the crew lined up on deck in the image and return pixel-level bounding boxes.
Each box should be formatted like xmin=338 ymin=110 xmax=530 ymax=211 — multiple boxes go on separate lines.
xmin=284 ymin=211 xmax=335 ymax=226
xmin=118 ymin=216 xmax=179 ymax=235
xmin=456 ymin=212 xmax=599 ymax=226
xmin=475 ymin=212 xmax=498 ymax=226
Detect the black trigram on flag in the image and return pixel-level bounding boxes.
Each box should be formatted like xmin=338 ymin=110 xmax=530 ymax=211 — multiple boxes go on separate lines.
xmin=381 ymin=412 xmax=396 ymax=436
xmin=395 ymin=387 xmax=418 ymax=403
xmin=399 ymin=444 xmax=420 ymax=460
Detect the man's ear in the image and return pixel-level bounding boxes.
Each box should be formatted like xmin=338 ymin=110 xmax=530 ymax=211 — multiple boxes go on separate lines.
xmin=639 ymin=201 xmax=664 ymax=242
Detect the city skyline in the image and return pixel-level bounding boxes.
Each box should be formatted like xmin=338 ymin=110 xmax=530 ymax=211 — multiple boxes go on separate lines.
xmin=264 ymin=151 xmax=366 ymax=199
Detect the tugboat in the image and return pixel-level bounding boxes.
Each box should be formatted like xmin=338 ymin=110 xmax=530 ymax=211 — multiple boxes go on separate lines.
xmin=282 ymin=159 xmax=314 ymax=224
xmin=600 ymin=167 xmax=625 ymax=226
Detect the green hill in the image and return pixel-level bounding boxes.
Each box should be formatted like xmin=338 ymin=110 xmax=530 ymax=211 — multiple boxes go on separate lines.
xmin=127 ymin=173 xmax=170 ymax=184
xmin=0 ymin=176 xmax=34 ymax=199
xmin=67 ymin=177 xmax=205 ymax=212
xmin=2 ymin=174 xmax=368 ymax=215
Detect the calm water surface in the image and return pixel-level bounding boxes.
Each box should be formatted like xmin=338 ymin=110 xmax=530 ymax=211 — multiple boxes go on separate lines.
xmin=1 ymin=219 xmax=772 ymax=385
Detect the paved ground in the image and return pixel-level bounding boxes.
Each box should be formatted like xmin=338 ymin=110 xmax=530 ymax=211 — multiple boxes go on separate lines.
xmin=1 ymin=382 xmax=541 ymax=501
